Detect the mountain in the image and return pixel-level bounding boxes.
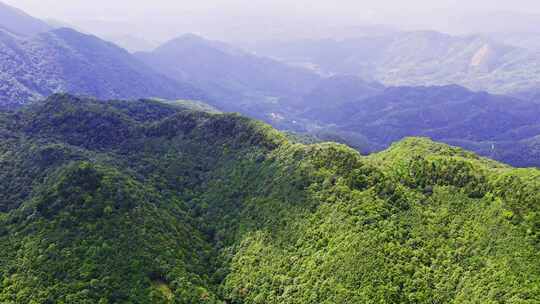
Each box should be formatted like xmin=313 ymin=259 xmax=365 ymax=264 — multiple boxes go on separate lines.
xmin=135 ymin=34 xmax=321 ymax=118
xmin=253 ymin=30 xmax=540 ymax=95
xmin=333 ymin=85 xmax=540 ymax=143
xmin=0 ymin=27 xmax=205 ymax=109
xmin=0 ymin=94 xmax=538 ymax=303
xmin=0 ymin=1 xmax=51 ymax=36
xmin=298 ymin=85 xmax=540 ymax=167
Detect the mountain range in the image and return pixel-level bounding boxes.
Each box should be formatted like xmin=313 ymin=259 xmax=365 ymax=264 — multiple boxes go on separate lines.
xmin=292 ymin=84 xmax=540 ymax=167
xmin=2 ymin=9 xmax=540 ymax=170
xmin=252 ymin=30 xmax=540 ymax=96
xmin=0 ymin=27 xmax=207 ymax=109
xmin=0 ymin=94 xmax=538 ymax=303
xmin=0 ymin=3 xmax=206 ymax=109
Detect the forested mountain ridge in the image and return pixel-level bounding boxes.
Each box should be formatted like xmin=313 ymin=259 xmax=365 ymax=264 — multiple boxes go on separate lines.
xmin=0 ymin=27 xmax=206 ymax=109
xmin=0 ymin=94 xmax=538 ymax=303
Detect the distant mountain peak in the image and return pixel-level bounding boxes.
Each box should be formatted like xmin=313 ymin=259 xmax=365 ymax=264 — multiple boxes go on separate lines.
xmin=161 ymin=33 xmax=210 ymax=47
xmin=155 ymin=33 xmax=244 ymax=57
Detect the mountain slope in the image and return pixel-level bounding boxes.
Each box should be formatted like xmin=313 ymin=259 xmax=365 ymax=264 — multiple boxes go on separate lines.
xmin=1 ymin=163 xmax=218 ymax=303
xmin=0 ymin=1 xmax=51 ymax=36
xmin=0 ymin=28 xmax=205 ymax=108
xmin=135 ymin=34 xmax=321 ymax=117
xmin=0 ymin=95 xmax=539 ymax=303
xmin=337 ymin=85 xmax=540 ymax=142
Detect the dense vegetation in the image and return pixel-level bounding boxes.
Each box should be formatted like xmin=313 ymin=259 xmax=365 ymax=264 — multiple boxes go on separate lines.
xmin=0 ymin=94 xmax=538 ymax=303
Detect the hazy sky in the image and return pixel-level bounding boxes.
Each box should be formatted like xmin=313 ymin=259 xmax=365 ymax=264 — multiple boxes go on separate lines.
xmin=6 ymin=0 xmax=540 ymax=18
xmin=5 ymin=0 xmax=540 ymax=46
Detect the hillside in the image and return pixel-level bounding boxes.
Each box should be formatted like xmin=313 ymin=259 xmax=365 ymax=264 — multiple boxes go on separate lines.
xmin=254 ymin=30 xmax=540 ymax=95
xmin=0 ymin=28 xmax=205 ymax=109
xmin=0 ymin=94 xmax=538 ymax=303
xmin=135 ymin=34 xmax=321 ymax=118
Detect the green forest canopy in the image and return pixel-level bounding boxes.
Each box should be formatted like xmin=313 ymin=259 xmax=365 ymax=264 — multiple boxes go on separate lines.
xmin=0 ymin=94 xmax=538 ymax=303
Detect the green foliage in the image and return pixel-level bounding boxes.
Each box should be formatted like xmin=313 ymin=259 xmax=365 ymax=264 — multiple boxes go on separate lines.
xmin=0 ymin=162 xmax=220 ymax=303
xmin=0 ymin=95 xmax=539 ymax=303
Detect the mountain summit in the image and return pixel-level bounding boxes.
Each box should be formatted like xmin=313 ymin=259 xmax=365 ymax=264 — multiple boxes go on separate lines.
xmin=136 ymin=34 xmax=321 ymax=117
